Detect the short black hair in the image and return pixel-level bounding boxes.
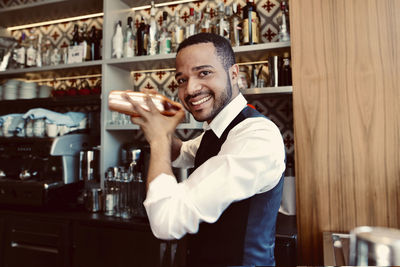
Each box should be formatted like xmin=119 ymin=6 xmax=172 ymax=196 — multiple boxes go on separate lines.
xmin=177 ymin=33 xmax=236 ymax=71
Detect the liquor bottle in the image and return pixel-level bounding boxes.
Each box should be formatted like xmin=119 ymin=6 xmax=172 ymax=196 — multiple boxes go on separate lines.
xmin=200 ymin=6 xmax=212 ymax=33
xmin=229 ymin=1 xmax=241 ymax=47
xmin=13 ymin=33 xmax=26 ymax=69
xmin=171 ymin=11 xmax=184 ymax=52
xmin=41 ymin=35 xmax=52 ymax=66
xmin=81 ymin=23 xmax=91 ymax=61
xmin=112 ymin=20 xmax=123 ymax=58
xmin=26 ymin=32 xmax=37 ymax=67
xmin=242 ymin=0 xmax=260 ymax=45
xmin=71 ymin=24 xmax=81 ymax=46
xmin=123 ymin=16 xmax=135 ymax=58
xmin=148 ymin=1 xmax=158 ymax=55
xmin=158 ymin=11 xmax=171 ymax=54
xmin=278 ymin=1 xmax=290 ymax=42
xmin=279 ymin=52 xmax=292 ymax=86
xmin=216 ymin=3 xmax=229 ymax=39
xmin=186 ymin=8 xmax=196 ymax=38
xmin=137 ymin=16 xmax=149 ymax=56
xmin=89 ymin=26 xmax=100 ymax=60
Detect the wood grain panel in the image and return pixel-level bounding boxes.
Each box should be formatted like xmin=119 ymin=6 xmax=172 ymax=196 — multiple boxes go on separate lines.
xmin=290 ymin=0 xmax=400 ymax=264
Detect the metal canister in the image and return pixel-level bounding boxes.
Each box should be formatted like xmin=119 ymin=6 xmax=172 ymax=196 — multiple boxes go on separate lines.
xmin=349 ymin=226 xmax=400 ymax=266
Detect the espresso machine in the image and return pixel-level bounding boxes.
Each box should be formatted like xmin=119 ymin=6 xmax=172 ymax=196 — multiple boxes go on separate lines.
xmin=0 ymin=133 xmax=91 ymax=207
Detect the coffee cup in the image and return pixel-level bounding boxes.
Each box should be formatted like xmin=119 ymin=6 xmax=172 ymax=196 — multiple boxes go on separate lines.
xmin=46 ymin=123 xmax=59 ymax=137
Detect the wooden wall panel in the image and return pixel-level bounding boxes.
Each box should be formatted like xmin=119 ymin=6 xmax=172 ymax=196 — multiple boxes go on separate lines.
xmin=290 ymin=0 xmax=400 ymax=264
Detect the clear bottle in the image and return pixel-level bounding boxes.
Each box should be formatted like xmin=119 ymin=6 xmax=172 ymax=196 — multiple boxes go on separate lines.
xmin=26 ymin=31 xmax=37 ymax=67
xmin=200 ymin=6 xmax=212 ymax=33
xmin=171 ymin=11 xmax=184 ymax=52
xmin=159 ymin=11 xmax=172 ymax=54
xmin=104 ymin=168 xmax=116 ymax=216
xmin=216 ymin=3 xmax=229 ymax=40
xmin=119 ymin=171 xmax=133 ymax=219
xmin=13 ymin=33 xmax=26 ymax=69
xmin=278 ymin=1 xmax=290 ymax=42
xmin=242 ymin=0 xmax=260 ymax=45
xmin=112 ymin=20 xmax=124 ymax=58
xmin=148 ymin=1 xmax=158 ymax=55
xmin=41 ymin=35 xmax=52 ymax=66
xmin=229 ymin=1 xmax=242 ymax=47
xmin=186 ymin=8 xmax=196 ymax=38
xmin=123 ymin=16 xmax=135 ymax=58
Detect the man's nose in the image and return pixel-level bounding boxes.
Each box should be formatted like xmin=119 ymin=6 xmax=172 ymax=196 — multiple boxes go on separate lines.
xmin=186 ymin=77 xmax=201 ymax=95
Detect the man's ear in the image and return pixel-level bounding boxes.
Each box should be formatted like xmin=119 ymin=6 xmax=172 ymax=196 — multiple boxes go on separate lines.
xmin=229 ymin=64 xmax=239 ymax=84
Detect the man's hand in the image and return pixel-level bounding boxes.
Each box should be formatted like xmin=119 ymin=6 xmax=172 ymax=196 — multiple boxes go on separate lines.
xmin=123 ymin=92 xmax=185 ymax=146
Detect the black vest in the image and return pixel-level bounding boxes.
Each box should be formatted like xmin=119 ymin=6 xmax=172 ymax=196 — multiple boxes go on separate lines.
xmin=187 ymin=106 xmax=284 ymax=267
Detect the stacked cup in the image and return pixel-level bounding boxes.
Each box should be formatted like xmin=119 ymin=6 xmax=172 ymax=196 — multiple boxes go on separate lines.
xmin=19 ymin=81 xmax=38 ymax=99
xmin=3 ymin=79 xmax=20 ymax=100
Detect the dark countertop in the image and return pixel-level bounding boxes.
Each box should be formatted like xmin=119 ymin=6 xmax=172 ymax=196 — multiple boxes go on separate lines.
xmin=0 ymin=204 xmax=152 ymax=231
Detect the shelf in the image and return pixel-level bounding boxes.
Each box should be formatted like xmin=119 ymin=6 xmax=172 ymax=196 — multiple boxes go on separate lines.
xmin=242 ymin=86 xmax=293 ymax=95
xmin=0 ymin=61 xmax=102 ymax=80
xmin=234 ymin=41 xmax=291 ymax=63
xmin=105 ymin=42 xmax=291 ymax=72
xmin=121 ymin=0 xmax=183 ymax=8
xmin=105 ymin=54 xmax=176 ymax=72
xmin=0 ymin=0 xmax=103 ymax=28
xmin=0 ymin=95 xmax=101 ymax=114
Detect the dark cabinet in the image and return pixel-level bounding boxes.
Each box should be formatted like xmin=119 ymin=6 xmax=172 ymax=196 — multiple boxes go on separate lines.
xmin=2 ymin=215 xmax=71 ymax=267
xmin=72 ymin=222 xmax=161 ymax=267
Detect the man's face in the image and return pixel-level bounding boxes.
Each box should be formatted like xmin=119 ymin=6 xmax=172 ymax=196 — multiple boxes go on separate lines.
xmin=175 ymin=43 xmax=238 ymax=123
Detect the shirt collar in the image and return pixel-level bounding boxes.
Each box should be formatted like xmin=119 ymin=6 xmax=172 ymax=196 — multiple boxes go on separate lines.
xmin=203 ymin=93 xmax=247 ymax=138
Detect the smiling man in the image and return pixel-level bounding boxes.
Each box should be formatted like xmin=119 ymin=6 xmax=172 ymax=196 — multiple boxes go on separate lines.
xmin=127 ymin=33 xmax=286 ymax=267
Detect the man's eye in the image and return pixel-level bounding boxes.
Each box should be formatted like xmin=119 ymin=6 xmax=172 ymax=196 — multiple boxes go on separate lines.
xmin=199 ymin=71 xmax=211 ymax=77
xmin=176 ymin=78 xmax=186 ymax=85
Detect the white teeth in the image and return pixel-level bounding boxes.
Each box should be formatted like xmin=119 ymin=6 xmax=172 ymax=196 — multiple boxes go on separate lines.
xmin=192 ymin=95 xmax=211 ymax=105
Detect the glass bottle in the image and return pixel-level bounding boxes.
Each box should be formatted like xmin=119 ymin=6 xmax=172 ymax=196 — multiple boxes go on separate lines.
xmin=104 ymin=168 xmax=116 ymax=216
xmin=123 ymin=16 xmax=135 ymax=58
xmin=229 ymin=1 xmax=241 ymax=47
xmin=148 ymin=1 xmax=158 ymax=55
xmin=186 ymin=8 xmax=196 ymax=38
xmin=89 ymin=26 xmax=100 ymax=60
xmin=242 ymin=0 xmax=260 ymax=45
xmin=137 ymin=16 xmax=149 ymax=56
xmin=13 ymin=33 xmax=26 ymax=69
xmin=278 ymin=1 xmax=290 ymax=42
xmin=200 ymin=6 xmax=212 ymax=33
xmin=26 ymin=31 xmax=37 ymax=68
xmin=81 ymin=23 xmax=91 ymax=61
xmin=112 ymin=20 xmax=123 ymax=58
xmin=171 ymin=11 xmax=184 ymax=52
xmin=279 ymin=52 xmax=292 ymax=86
xmin=216 ymin=3 xmax=229 ymax=40
xmin=71 ymin=24 xmax=81 ymax=46
xmin=119 ymin=171 xmax=133 ymax=219
xmin=159 ymin=11 xmax=171 ymax=54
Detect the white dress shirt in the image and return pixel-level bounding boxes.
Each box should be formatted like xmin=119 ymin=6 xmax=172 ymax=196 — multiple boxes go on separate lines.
xmin=143 ymin=94 xmax=286 ymax=240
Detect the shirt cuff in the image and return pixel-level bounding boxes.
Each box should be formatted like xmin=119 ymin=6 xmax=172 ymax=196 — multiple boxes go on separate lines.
xmin=144 ymin=173 xmax=178 ymax=206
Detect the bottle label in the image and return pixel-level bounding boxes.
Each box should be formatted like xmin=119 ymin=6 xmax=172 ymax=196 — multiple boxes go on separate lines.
xmin=14 ymin=47 xmax=25 ymax=65
xmin=26 ymin=47 xmax=37 ymax=67
xmin=159 ymin=38 xmax=171 ymax=54
xmin=242 ymin=11 xmax=260 ymax=44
